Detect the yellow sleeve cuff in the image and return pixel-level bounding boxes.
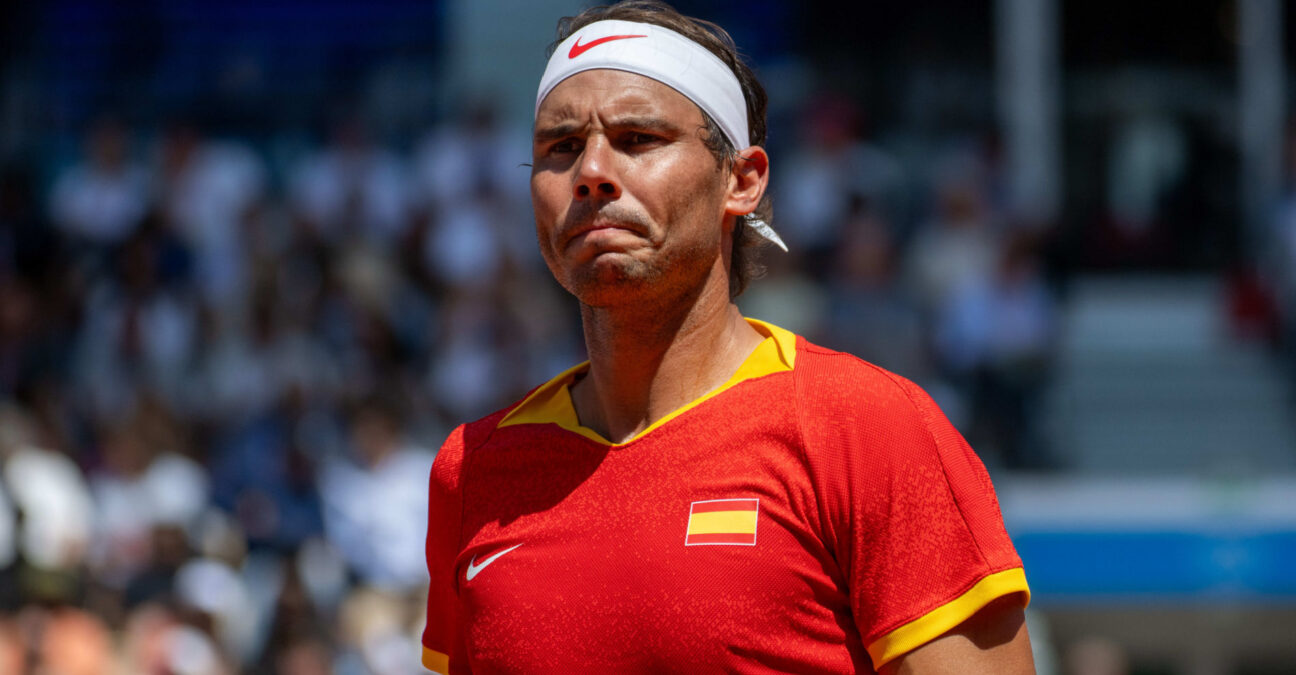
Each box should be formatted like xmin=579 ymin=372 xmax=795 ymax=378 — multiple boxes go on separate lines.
xmin=866 ymin=567 xmax=1031 ymax=669
xmin=422 ymin=647 xmax=450 ymax=674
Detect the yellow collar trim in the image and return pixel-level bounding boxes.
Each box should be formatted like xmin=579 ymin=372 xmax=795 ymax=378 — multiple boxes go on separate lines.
xmin=497 ymin=318 xmax=796 ymax=446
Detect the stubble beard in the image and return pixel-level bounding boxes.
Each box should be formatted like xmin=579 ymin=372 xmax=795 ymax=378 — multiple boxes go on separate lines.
xmin=543 ymin=172 xmax=728 ymax=311
xmin=564 ymin=226 xmax=718 ymax=312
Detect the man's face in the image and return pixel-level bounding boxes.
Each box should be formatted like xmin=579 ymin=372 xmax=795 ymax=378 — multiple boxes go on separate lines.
xmin=531 ymin=69 xmax=731 ymax=307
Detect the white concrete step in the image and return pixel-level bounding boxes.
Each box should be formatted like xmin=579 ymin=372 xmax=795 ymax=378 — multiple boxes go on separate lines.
xmin=1043 ymin=276 xmax=1296 ymax=475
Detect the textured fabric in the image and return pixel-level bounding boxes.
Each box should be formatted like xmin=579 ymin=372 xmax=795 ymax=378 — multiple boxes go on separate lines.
xmin=422 ymin=320 xmax=1028 ymax=674
xmin=536 ymin=20 xmax=749 ymax=149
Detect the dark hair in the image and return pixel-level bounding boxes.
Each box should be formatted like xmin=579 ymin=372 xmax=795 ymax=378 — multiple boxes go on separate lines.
xmin=550 ymin=0 xmax=772 ymax=298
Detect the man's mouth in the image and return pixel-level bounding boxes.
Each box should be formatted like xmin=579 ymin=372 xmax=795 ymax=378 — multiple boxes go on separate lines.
xmin=574 ymin=221 xmax=637 ymax=237
xmin=563 ymin=211 xmax=649 ymax=246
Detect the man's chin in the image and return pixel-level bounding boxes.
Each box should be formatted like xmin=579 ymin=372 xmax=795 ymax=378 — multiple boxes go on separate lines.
xmin=563 ymin=260 xmax=660 ymax=307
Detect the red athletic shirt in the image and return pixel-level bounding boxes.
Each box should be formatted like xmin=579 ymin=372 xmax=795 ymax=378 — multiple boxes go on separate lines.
xmin=422 ymin=320 xmax=1029 ymax=673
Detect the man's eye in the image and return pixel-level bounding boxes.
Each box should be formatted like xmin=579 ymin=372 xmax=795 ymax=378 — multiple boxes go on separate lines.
xmin=550 ymin=139 xmax=580 ymax=154
xmin=629 ymin=133 xmax=659 ymax=145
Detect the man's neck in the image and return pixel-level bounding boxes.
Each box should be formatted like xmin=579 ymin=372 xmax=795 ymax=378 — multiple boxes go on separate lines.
xmin=570 ymin=279 xmax=764 ymax=444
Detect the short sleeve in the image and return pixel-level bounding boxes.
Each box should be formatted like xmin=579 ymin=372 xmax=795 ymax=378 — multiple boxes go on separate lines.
xmin=798 ymin=355 xmax=1029 ymax=670
xmin=422 ymin=426 xmax=466 ymax=674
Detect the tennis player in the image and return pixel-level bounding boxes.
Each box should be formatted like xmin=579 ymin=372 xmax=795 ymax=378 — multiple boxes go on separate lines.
xmin=423 ymin=2 xmax=1034 ymax=672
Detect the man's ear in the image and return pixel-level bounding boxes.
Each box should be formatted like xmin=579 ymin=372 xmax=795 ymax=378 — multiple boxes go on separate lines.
xmin=724 ymin=146 xmax=769 ymax=218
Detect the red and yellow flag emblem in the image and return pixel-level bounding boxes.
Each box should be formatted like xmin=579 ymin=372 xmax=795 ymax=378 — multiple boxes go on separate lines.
xmin=685 ymin=498 xmax=759 ymax=546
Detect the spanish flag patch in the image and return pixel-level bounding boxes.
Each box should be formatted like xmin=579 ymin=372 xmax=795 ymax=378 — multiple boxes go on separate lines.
xmin=685 ymin=498 xmax=759 ymax=546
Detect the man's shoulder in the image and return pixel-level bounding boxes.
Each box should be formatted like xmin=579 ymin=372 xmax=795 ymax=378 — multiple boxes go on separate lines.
xmin=789 ymin=336 xmax=945 ymax=435
xmin=793 ymin=338 xmax=922 ymax=400
xmin=431 ymin=389 xmax=540 ymax=487
xmin=452 ymin=387 xmax=543 ymax=451
xmin=786 ymin=338 xmax=971 ymax=489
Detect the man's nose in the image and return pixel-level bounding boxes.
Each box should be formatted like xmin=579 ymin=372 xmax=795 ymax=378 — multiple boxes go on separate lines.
xmin=573 ymin=138 xmax=621 ymax=200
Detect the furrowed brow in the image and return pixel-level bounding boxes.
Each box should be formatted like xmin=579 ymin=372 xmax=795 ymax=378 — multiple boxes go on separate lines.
xmin=534 ymin=122 xmax=583 ymax=144
xmin=605 ymin=116 xmax=684 ymax=135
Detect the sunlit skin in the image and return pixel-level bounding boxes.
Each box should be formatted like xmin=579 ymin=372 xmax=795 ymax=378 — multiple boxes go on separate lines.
xmin=880 ymin=594 xmax=1034 ymax=674
xmin=531 ymin=69 xmax=769 ymax=445
xmin=532 ymin=69 xmax=742 ymax=309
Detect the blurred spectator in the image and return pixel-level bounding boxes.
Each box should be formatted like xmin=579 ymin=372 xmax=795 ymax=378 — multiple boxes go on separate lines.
xmin=161 ymin=622 xmax=231 ymax=675
xmin=331 ymin=243 xmax=422 ymax=400
xmin=335 ymin=587 xmax=424 ymax=675
xmin=904 ymin=147 xmax=1003 ymax=316
xmin=822 ymin=195 xmax=927 ymax=378
xmin=174 ymin=554 xmax=258 ymax=664
xmin=319 ymin=397 xmax=435 ymax=593
xmin=738 ymin=248 xmax=829 ymax=339
xmin=411 ymin=101 xmax=536 ymax=296
xmin=157 ymin=120 xmax=266 ymax=309
xmin=409 ymin=99 xmax=531 ymax=220
xmin=193 ymin=282 xmax=345 ymax=428
xmin=1080 ymin=104 xmax=1191 ymax=270
xmin=31 ymin=606 xmax=116 ymax=675
xmin=1107 ymin=111 xmax=1186 ymax=233
xmin=72 ymin=220 xmax=198 ymax=421
xmin=288 ymin=113 xmax=411 ymax=248
xmin=1224 ymin=264 xmax=1281 ymax=345
xmin=774 ymin=94 xmax=906 ymax=263
xmin=934 ymin=234 xmax=1056 ymax=469
xmin=210 ymin=387 xmax=327 ymax=554
xmin=421 ymin=194 xmax=519 ymax=295
xmin=261 ymin=560 xmax=332 ymax=673
xmin=48 ymin=116 xmax=151 ymax=250
xmin=88 ymin=419 xmax=161 ymax=590
xmin=88 ymin=405 xmax=209 ymax=596
xmin=1090 ymin=108 xmax=1186 ymax=268
xmin=492 ymin=265 xmax=585 ymax=392
xmin=427 ymin=290 xmax=526 ymax=422
xmin=119 ymin=603 xmax=180 ymax=673
xmin=0 ymin=406 xmax=93 ymax=577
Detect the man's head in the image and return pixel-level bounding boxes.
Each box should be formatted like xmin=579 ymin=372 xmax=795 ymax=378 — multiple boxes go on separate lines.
xmin=531 ymin=1 xmax=777 ymax=302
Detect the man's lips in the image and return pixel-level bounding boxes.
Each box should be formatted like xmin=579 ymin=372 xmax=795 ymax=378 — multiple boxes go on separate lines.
xmin=574 ymin=222 xmax=637 ymax=236
xmin=564 ymin=220 xmax=646 ymax=246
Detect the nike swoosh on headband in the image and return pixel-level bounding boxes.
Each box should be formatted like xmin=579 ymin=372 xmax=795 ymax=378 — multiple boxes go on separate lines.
xmin=568 ymin=34 xmax=646 ymax=59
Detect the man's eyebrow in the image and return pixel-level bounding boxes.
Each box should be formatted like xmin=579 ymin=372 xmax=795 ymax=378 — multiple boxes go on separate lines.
xmin=534 ymin=122 xmax=583 ymax=143
xmin=604 ymin=116 xmax=684 ymax=135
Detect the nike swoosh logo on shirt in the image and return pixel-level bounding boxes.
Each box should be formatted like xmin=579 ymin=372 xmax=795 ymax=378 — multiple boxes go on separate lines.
xmin=568 ymin=34 xmax=646 ymax=59
xmin=465 ymin=543 xmax=523 ymax=581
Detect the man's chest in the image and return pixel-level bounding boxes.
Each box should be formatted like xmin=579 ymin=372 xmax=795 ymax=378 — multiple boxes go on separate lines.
xmin=452 ymin=427 xmax=866 ymax=673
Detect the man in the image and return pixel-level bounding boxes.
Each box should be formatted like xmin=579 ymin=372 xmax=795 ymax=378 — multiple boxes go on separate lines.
xmin=423 ymin=2 xmax=1034 ymax=673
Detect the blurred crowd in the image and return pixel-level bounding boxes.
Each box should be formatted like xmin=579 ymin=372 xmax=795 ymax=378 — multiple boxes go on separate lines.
xmin=0 ymin=103 xmax=578 ymax=673
xmin=0 ymin=94 xmax=1070 ymax=672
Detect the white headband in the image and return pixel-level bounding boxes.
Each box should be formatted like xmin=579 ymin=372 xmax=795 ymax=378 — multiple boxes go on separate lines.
xmin=535 ymin=19 xmax=787 ymax=251
xmin=537 ymin=19 xmax=748 ymax=148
